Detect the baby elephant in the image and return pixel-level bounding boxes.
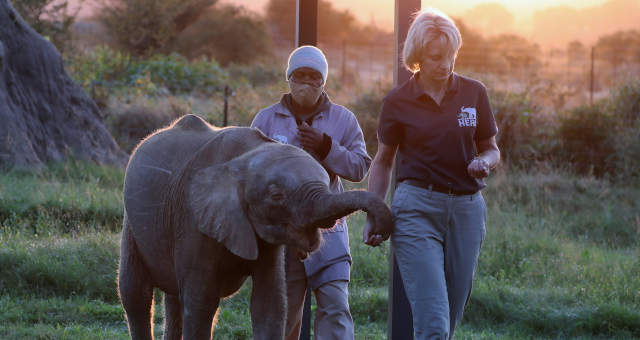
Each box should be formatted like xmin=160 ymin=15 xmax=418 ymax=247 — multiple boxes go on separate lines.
xmin=119 ymin=114 xmax=393 ymax=340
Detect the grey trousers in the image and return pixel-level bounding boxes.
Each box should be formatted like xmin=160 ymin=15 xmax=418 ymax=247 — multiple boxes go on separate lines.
xmin=391 ymin=182 xmax=486 ymax=340
xmin=284 ymin=249 xmax=354 ymax=340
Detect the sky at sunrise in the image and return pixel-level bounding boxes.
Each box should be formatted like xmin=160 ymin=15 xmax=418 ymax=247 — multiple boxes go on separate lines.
xmin=68 ymin=0 xmax=639 ymax=47
xmin=222 ymin=0 xmax=610 ymax=28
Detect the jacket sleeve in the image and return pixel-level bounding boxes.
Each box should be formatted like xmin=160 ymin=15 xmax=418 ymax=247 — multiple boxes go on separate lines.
xmin=250 ymin=110 xmax=266 ymax=131
xmin=320 ymin=108 xmax=372 ymax=182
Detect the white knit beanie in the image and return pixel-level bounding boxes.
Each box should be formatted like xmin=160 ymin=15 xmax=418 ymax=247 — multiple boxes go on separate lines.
xmin=286 ymin=45 xmax=328 ymax=85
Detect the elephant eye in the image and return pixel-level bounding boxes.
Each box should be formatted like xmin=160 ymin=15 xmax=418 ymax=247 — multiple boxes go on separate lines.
xmin=268 ymin=184 xmax=285 ymax=203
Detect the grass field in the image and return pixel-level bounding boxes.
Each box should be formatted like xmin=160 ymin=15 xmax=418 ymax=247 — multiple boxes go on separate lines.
xmin=1 ymin=160 xmax=638 ymax=339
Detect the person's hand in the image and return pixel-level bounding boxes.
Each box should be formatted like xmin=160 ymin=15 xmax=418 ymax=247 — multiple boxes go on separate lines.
xmin=467 ymin=158 xmax=490 ymax=178
xmin=363 ymin=215 xmax=386 ymax=247
xmin=297 ymin=122 xmax=324 ymax=152
xmin=296 ymin=248 xmax=308 ymax=261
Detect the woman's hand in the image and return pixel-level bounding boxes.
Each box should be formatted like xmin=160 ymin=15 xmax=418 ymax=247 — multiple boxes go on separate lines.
xmin=467 ymin=158 xmax=490 ymax=178
xmin=469 ymin=136 xmax=500 ymax=178
xmin=363 ymin=215 xmax=386 ymax=247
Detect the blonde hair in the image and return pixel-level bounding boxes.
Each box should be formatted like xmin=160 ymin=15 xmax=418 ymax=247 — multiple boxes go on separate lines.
xmin=402 ymin=8 xmax=462 ymax=73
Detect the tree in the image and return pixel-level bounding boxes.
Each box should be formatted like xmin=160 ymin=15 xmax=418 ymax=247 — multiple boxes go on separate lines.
xmin=487 ymin=34 xmax=542 ymax=74
xmin=96 ymin=0 xmax=217 ymax=56
xmin=172 ymin=3 xmax=272 ymax=65
xmin=596 ymin=30 xmax=640 ymax=65
xmin=0 ymin=0 xmax=127 ymax=169
xmin=11 ymin=0 xmax=79 ymax=53
xmin=594 ymin=30 xmax=640 ymax=84
xmin=454 ymin=19 xmax=490 ymax=72
xmin=265 ymin=0 xmax=358 ymax=45
xmin=464 ymin=3 xmax=515 ymax=36
xmin=567 ymin=40 xmax=587 ymax=63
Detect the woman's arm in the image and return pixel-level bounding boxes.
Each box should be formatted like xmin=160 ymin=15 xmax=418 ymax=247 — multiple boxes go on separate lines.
xmin=467 ymin=136 xmax=500 ymax=178
xmin=364 ymin=141 xmax=398 ymax=246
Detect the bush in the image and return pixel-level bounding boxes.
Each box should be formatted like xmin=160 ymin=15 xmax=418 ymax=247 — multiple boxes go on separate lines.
xmin=13 ymin=0 xmax=77 ymax=53
xmin=133 ymin=54 xmax=229 ymax=93
xmin=490 ymin=90 xmax=556 ymax=164
xmin=105 ymin=96 xmax=189 ymax=152
xmin=607 ymin=80 xmax=640 ymax=182
xmin=95 ymin=0 xmax=216 ymax=56
xmin=556 ymin=103 xmax=617 ymax=177
xmin=227 ymin=63 xmax=282 ymax=88
xmin=172 ymin=3 xmax=272 ymax=66
xmin=66 ymin=46 xmax=230 ymax=102
xmin=346 ymin=83 xmax=392 ymax=157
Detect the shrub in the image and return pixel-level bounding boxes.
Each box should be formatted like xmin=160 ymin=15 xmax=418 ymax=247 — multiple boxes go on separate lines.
xmin=346 ymin=83 xmax=392 ymax=157
xmin=172 ymin=3 xmax=272 ymax=66
xmin=490 ymin=90 xmax=556 ymax=165
xmin=227 ymin=63 xmax=282 ymax=88
xmin=556 ymin=103 xmax=616 ymax=177
xmin=95 ymin=0 xmax=216 ymax=56
xmin=12 ymin=0 xmax=77 ymax=53
xmin=607 ymin=80 xmax=640 ymax=182
xmin=105 ymin=96 xmax=188 ymax=152
xmin=66 ymin=46 xmax=230 ymax=102
xmin=133 ymin=53 xmax=229 ymax=93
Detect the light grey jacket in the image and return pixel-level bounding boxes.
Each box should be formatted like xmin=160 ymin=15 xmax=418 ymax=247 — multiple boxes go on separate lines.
xmin=251 ymin=97 xmax=371 ymax=287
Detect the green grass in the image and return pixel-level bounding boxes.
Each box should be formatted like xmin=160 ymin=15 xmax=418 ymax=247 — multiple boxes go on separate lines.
xmin=1 ymin=161 xmax=639 ymax=339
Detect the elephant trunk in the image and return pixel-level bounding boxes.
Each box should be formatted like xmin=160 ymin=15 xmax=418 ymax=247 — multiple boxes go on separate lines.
xmin=306 ymin=190 xmax=393 ymax=236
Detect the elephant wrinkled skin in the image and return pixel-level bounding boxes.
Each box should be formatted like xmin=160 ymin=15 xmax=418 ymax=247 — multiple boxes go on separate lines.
xmin=118 ymin=114 xmax=393 ymax=340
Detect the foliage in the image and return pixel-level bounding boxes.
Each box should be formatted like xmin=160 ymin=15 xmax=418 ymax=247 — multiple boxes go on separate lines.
xmin=595 ymin=30 xmax=640 ymax=66
xmin=455 ymin=20 xmax=542 ymax=76
xmin=606 ymin=80 xmax=640 ymax=181
xmin=171 ymin=3 xmax=272 ymax=66
xmin=95 ymin=0 xmax=216 ymax=56
xmin=12 ymin=0 xmax=78 ymax=53
xmin=66 ymin=45 xmax=230 ymax=102
xmin=490 ymin=90 xmax=556 ymax=164
xmin=556 ymin=78 xmax=640 ymax=179
xmin=105 ymin=96 xmax=187 ymax=152
xmin=557 ymin=103 xmax=616 ymax=177
xmin=227 ymin=63 xmax=282 ymax=88
xmin=345 ymin=83 xmax=392 ymax=157
xmin=265 ymin=0 xmax=388 ymax=45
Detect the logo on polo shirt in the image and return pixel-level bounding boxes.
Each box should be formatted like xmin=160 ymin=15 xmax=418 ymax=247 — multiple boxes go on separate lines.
xmin=272 ymin=134 xmax=288 ymax=144
xmin=457 ymin=106 xmax=477 ymax=127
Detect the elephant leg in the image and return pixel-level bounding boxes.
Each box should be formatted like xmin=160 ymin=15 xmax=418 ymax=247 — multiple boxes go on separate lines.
xmin=250 ymin=244 xmax=286 ymax=340
xmin=119 ymin=220 xmax=155 ymax=340
xmin=180 ymin=277 xmax=220 ymax=340
xmin=163 ymin=293 xmax=182 ymax=340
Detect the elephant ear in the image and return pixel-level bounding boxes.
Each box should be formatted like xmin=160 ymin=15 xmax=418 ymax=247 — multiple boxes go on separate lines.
xmin=188 ymin=162 xmax=258 ymax=260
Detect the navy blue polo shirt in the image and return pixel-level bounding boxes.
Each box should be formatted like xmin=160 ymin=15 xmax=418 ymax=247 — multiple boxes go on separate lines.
xmin=378 ymin=72 xmax=498 ymax=193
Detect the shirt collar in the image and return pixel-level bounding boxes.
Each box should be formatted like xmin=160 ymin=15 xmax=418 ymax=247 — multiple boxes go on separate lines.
xmin=275 ymin=92 xmax=331 ymax=120
xmin=405 ymin=72 xmax=460 ymax=100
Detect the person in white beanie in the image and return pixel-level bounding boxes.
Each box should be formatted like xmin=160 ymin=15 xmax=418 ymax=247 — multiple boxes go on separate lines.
xmin=251 ymin=45 xmax=371 ymax=340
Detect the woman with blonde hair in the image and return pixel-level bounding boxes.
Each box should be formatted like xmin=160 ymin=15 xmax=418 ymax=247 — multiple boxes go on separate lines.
xmin=364 ymin=8 xmax=500 ymax=340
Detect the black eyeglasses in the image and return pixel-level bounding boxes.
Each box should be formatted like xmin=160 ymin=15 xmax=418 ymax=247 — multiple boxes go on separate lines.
xmin=290 ymin=70 xmax=323 ymax=87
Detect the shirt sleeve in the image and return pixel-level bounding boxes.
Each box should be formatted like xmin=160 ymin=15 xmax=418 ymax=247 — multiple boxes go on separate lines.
xmin=474 ymin=85 xmax=498 ymax=141
xmin=320 ymin=109 xmax=372 ymax=183
xmin=250 ymin=110 xmax=268 ymax=133
xmin=377 ymin=98 xmax=402 ymax=146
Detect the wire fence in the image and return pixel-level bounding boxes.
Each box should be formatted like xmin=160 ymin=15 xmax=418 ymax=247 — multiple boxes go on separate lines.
xmin=271 ymin=38 xmax=640 ymax=111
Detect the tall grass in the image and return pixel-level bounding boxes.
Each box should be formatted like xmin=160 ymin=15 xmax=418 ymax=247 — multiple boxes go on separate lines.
xmin=1 ymin=161 xmax=639 ymax=339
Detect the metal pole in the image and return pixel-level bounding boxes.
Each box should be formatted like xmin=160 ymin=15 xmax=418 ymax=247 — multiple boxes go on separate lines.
xmin=296 ymin=0 xmax=318 ymax=46
xmin=590 ymin=46 xmax=595 ymax=105
xmin=389 ymin=1 xmax=421 ymax=339
xmin=296 ymin=2 xmax=318 ymax=339
xmin=223 ymin=85 xmax=229 ymax=127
